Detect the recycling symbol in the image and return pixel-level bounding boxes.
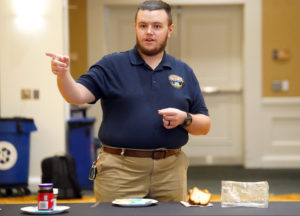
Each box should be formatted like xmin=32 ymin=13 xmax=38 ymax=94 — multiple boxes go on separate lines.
xmin=0 ymin=141 xmax=18 ymax=170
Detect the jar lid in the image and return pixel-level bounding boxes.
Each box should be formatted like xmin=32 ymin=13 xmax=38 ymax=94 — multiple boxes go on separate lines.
xmin=39 ymin=183 xmax=54 ymax=187
xmin=53 ymin=188 xmax=59 ymax=194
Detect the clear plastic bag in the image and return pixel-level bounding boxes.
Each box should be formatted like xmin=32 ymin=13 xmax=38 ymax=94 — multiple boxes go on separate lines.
xmin=221 ymin=181 xmax=269 ymax=208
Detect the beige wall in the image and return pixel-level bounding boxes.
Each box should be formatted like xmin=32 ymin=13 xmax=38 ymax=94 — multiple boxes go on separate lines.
xmin=0 ymin=0 xmax=66 ymax=188
xmin=262 ymin=0 xmax=300 ymax=97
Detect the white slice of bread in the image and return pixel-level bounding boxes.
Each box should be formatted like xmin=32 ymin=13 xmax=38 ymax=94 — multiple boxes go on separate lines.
xmin=188 ymin=187 xmax=212 ymax=206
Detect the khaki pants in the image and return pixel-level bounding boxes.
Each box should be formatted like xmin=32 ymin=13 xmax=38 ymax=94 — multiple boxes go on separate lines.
xmin=94 ymin=148 xmax=189 ymax=202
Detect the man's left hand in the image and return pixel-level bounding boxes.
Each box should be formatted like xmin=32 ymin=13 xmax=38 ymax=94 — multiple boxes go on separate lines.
xmin=158 ymin=108 xmax=187 ymax=129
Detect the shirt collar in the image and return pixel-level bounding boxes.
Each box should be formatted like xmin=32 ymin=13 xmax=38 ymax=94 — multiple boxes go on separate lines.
xmin=129 ymin=46 xmax=173 ymax=70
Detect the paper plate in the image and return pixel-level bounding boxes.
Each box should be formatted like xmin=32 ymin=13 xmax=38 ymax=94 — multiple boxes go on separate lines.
xmin=112 ymin=198 xmax=158 ymax=207
xmin=20 ymin=206 xmax=70 ymax=214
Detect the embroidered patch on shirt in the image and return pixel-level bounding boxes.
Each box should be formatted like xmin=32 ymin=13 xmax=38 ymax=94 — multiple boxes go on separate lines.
xmin=169 ymin=74 xmax=184 ymax=89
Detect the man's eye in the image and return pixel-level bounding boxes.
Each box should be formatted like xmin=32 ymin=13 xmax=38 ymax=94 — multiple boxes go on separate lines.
xmin=154 ymin=25 xmax=161 ymax=29
xmin=140 ymin=24 xmax=146 ymax=28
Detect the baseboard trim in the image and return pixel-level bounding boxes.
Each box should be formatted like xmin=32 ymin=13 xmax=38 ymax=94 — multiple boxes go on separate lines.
xmin=262 ymin=155 xmax=300 ymax=168
xmin=28 ymin=176 xmax=41 ymax=193
xmin=188 ymin=156 xmax=242 ymax=166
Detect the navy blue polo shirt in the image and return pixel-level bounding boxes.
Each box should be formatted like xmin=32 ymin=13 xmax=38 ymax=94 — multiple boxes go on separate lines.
xmin=77 ymin=46 xmax=208 ymax=149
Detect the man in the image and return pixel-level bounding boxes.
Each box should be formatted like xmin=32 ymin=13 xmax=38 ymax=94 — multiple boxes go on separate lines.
xmin=46 ymin=0 xmax=210 ymax=202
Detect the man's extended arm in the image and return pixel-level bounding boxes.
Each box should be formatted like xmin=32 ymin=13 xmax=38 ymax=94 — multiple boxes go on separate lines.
xmin=46 ymin=52 xmax=95 ymax=105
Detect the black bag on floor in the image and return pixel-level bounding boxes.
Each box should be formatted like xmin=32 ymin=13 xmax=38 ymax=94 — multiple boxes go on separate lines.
xmin=41 ymin=155 xmax=82 ymax=199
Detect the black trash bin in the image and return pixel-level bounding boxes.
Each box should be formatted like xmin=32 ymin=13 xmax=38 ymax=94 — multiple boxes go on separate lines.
xmin=68 ymin=117 xmax=95 ymax=189
xmin=0 ymin=118 xmax=37 ymax=196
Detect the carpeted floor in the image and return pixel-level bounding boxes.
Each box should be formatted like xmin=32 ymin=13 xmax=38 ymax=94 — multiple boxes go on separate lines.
xmin=187 ymin=166 xmax=300 ymax=195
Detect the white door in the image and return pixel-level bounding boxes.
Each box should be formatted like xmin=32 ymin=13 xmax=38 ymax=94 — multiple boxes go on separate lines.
xmin=104 ymin=6 xmax=136 ymax=54
xmin=178 ymin=5 xmax=244 ymax=165
xmin=104 ymin=5 xmax=244 ymax=165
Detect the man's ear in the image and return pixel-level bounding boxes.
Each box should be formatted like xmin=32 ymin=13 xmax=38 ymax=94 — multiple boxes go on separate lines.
xmin=168 ymin=24 xmax=175 ymax=38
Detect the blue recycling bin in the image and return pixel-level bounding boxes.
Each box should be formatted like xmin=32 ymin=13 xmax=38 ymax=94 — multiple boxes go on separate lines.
xmin=0 ymin=118 xmax=37 ymax=191
xmin=68 ymin=117 xmax=95 ymax=189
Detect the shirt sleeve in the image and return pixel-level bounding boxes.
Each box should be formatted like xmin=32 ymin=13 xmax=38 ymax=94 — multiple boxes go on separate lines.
xmin=189 ymin=69 xmax=209 ymax=116
xmin=76 ymin=56 xmax=112 ymax=104
xmin=76 ymin=66 xmax=103 ymax=104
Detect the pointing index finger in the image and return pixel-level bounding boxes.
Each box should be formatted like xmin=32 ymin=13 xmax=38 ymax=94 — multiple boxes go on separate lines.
xmin=45 ymin=52 xmax=60 ymax=60
xmin=158 ymin=108 xmax=176 ymax=116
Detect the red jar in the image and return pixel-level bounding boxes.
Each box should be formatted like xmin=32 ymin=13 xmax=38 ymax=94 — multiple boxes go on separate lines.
xmin=38 ymin=183 xmax=54 ymax=210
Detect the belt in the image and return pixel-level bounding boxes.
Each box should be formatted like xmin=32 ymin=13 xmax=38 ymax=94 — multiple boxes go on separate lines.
xmin=102 ymin=146 xmax=181 ymax=160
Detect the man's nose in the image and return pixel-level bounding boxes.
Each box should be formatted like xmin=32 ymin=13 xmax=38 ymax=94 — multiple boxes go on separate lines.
xmin=146 ymin=26 xmax=153 ymax=34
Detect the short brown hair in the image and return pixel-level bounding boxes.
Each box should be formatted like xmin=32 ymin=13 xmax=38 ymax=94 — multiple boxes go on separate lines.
xmin=135 ymin=0 xmax=172 ymax=26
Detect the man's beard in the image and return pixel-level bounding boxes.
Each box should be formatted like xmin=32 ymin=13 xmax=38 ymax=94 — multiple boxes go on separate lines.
xmin=136 ymin=35 xmax=168 ymax=56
